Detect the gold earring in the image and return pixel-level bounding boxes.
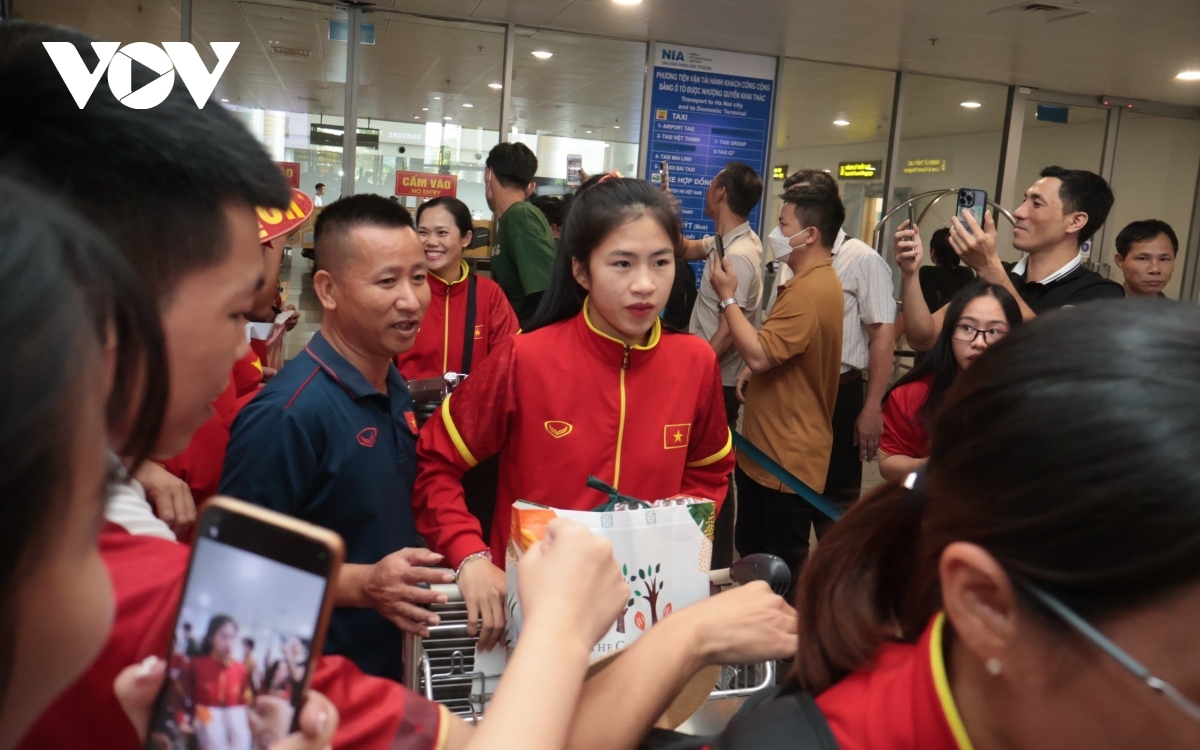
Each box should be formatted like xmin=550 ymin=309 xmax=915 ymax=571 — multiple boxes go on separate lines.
xmin=985 ymin=658 xmax=1003 ymax=677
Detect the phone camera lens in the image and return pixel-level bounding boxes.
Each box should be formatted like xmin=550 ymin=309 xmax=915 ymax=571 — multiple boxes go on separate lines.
xmin=209 ymin=527 xmax=219 ymax=538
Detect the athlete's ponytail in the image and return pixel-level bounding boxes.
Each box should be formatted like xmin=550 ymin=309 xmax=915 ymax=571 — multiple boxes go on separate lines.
xmin=790 ymin=300 xmax=1200 ymax=695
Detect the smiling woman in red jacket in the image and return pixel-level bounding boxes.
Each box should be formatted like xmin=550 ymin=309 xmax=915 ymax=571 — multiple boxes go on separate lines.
xmin=414 ymin=177 xmax=734 ymax=650
xmin=395 ymin=197 xmax=518 ymax=381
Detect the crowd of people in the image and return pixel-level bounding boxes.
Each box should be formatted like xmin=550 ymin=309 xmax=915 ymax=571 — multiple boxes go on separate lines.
xmin=2 ymin=19 xmax=1199 ymax=750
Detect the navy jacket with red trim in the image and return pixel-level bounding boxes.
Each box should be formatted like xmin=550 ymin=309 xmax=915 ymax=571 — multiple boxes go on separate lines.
xmin=221 ymin=330 xmax=420 ymax=681
xmin=413 ymin=301 xmax=734 ymax=570
xmin=396 ymin=262 xmax=519 ymax=380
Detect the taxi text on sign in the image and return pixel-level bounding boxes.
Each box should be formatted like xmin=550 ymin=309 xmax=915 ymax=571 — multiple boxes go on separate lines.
xmin=395 ymin=171 xmax=458 ymax=199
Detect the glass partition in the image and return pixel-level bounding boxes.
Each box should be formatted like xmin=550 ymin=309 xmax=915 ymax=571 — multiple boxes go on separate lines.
xmin=508 ymin=29 xmax=646 ymax=193
xmin=1105 ymin=112 xmax=1200 ymax=299
xmin=771 ymin=60 xmax=896 ymax=245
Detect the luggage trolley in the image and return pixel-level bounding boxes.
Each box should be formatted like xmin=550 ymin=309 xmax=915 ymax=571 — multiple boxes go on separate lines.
xmin=402 ymin=554 xmax=790 ymax=734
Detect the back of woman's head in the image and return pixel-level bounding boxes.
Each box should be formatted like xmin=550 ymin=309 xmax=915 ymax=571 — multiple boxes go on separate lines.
xmin=0 ymin=177 xmax=166 ymax=705
xmin=525 ymin=178 xmax=680 ymax=331
xmin=930 ymin=227 xmax=959 ymax=268
xmin=793 ymin=301 xmax=1200 ymax=692
xmin=887 ymin=281 xmax=1022 ymax=418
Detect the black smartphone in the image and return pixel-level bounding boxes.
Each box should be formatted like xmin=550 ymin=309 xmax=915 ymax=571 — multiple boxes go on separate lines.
xmin=660 ymin=160 xmax=670 ymax=190
xmin=144 ymin=498 xmax=344 ymax=750
xmin=956 ymin=188 xmax=988 ymax=227
xmin=713 ymin=232 xmax=725 ymax=261
xmin=906 ymin=202 xmax=915 ymax=230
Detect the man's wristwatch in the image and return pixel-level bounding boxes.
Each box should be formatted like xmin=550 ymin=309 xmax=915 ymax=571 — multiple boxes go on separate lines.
xmin=718 ymin=297 xmax=739 ymax=312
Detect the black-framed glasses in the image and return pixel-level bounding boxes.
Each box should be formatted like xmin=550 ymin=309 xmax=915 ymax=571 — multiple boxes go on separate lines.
xmin=950 ymin=324 xmax=1008 ymax=344
xmin=1018 ymin=579 xmax=1200 ymax=723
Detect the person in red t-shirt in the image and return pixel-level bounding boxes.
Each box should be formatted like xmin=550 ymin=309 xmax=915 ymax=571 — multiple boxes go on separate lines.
xmin=415 ymin=178 xmax=735 ymax=650
xmin=396 ymin=197 xmax=518 ymax=382
xmin=880 ymin=253 xmax=1024 ymax=482
xmin=182 ymin=615 xmax=253 ymax=750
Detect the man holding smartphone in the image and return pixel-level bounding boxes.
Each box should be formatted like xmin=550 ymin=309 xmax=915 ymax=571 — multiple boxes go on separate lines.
xmin=673 ymin=162 xmax=764 ymax=567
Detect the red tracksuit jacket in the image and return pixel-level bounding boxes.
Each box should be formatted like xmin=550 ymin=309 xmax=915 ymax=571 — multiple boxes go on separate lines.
xmin=414 ymin=301 xmax=734 ymax=569
xmin=396 ymin=261 xmax=519 ymax=380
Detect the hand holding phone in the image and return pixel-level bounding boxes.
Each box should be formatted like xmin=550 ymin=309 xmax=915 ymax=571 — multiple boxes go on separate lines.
xmin=948 ymin=188 xmax=999 ymax=272
xmin=659 ymin=160 xmax=671 ymax=192
xmin=143 ymin=498 xmax=344 ymax=750
xmin=894 ymin=213 xmax=923 ymax=278
xmin=713 ymin=232 xmax=725 ymax=262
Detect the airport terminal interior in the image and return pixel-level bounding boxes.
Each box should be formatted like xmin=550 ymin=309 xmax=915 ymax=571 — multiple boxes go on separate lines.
xmin=7 ymin=1 xmax=1200 ymax=747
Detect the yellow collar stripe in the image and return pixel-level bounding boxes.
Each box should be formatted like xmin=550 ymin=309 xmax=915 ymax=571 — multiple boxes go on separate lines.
xmin=930 ymin=612 xmax=977 ymax=750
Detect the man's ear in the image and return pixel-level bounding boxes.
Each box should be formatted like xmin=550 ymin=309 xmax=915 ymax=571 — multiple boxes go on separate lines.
xmin=1065 ymin=210 xmax=1089 ymax=237
xmin=1113 ymin=253 xmax=1126 ymax=271
xmin=572 ymin=257 xmax=591 ymax=292
xmin=940 ymin=542 xmax=1020 ymax=662
xmin=312 ymin=269 xmax=337 ymax=311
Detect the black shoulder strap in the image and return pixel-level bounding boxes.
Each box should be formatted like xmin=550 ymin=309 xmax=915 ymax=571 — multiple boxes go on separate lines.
xmin=638 ymin=688 xmax=839 ymax=750
xmin=461 ymin=272 xmax=478 ymax=374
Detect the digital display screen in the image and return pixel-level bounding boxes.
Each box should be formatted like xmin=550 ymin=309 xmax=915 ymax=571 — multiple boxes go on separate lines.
xmin=147 ymin=536 xmax=327 ymax=750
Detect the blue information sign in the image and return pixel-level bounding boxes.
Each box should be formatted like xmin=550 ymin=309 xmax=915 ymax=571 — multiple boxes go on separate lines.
xmin=645 ymin=44 xmax=776 ymax=246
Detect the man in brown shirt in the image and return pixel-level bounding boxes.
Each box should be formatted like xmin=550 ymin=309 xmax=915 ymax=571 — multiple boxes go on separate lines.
xmin=710 ymin=182 xmax=844 ymax=586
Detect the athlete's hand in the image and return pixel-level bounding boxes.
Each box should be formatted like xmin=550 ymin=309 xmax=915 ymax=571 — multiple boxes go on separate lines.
xmin=458 ymin=556 xmax=508 ymax=651
xmin=134 ymin=461 xmax=197 ymax=536
xmin=518 ymin=519 xmax=628 ymax=647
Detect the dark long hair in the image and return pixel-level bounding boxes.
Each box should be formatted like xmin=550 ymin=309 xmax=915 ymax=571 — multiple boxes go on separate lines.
xmin=886 ymin=281 xmax=1022 ymax=422
xmin=0 ymin=179 xmax=167 ymax=702
xmin=792 ymin=300 xmax=1200 ymax=693
xmin=201 ymin=615 xmax=239 ymax=657
xmin=525 ymin=178 xmax=680 ymax=332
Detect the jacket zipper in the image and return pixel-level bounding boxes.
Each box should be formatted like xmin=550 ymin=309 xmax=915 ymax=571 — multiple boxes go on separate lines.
xmin=613 ymin=345 xmax=631 ymax=488
xmin=442 ymin=289 xmax=451 ymax=374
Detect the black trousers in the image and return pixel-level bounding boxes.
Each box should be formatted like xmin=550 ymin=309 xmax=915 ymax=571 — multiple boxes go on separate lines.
xmin=710 ymin=385 xmax=740 ymax=569
xmin=734 ymin=466 xmax=813 ymax=598
xmin=816 ymin=374 xmax=865 ymax=538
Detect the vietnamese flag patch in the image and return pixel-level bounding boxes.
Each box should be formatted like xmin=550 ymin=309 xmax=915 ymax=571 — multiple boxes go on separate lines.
xmin=405 ymin=411 xmax=418 ymax=433
xmin=664 ymin=423 xmax=691 ymax=450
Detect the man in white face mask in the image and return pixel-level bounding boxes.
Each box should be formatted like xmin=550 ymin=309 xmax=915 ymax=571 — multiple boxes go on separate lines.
xmin=711 ymin=182 xmax=845 ymax=591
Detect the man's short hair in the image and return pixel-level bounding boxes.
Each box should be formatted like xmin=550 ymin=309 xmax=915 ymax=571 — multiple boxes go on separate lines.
xmin=781 ymin=183 xmax=845 ymax=248
xmin=1039 ymin=166 xmax=1114 ymax=246
xmin=929 ymin=227 xmax=961 ymax=268
xmin=712 ymin=162 xmax=763 ymax=218
xmin=313 ymin=194 xmax=415 ymax=274
xmin=1115 ymin=219 xmax=1179 ymax=257
xmin=0 ymin=22 xmax=291 ymax=300
xmin=783 ymin=168 xmax=838 ymax=193
xmin=531 ymin=195 xmax=569 ymax=228
xmin=315 ymin=182 xmax=326 ymax=190
xmin=486 ymin=142 xmax=538 ymax=190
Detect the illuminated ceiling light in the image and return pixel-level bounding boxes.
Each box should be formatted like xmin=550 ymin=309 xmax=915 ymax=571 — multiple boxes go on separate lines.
xmin=833 ymin=118 xmax=850 ymax=126
xmin=614 ymin=125 xmax=620 ymax=129
xmin=463 ymin=103 xmax=474 ymax=107
xmin=531 ymin=50 xmax=553 ymax=59
xmin=1178 ymin=71 xmax=1200 ymax=81
xmin=220 ymin=98 xmax=229 ymax=102
xmin=433 ymin=96 xmax=441 ymax=100
xmin=586 ymin=130 xmax=593 ymax=133
xmin=421 ymin=107 xmax=428 ymax=111
xmin=443 ymin=116 xmax=453 ymax=120
xmin=614 ymin=0 xmax=643 ymax=4
xmin=961 ymin=101 xmax=982 ymax=108
xmin=488 ymin=82 xmax=503 ymax=89
xmin=413 ymin=115 xmax=420 ymax=119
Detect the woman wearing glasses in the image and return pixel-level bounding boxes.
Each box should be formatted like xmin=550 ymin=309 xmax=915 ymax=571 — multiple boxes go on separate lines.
xmin=876 ymin=280 xmax=1022 ymax=482
xmin=644 ymin=301 xmax=1200 ymax=750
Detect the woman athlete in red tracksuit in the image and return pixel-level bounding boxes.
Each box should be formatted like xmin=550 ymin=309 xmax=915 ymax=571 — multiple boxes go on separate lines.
xmin=414 ymin=177 xmax=735 ymax=649
xmin=395 ymin=197 xmax=518 ymax=381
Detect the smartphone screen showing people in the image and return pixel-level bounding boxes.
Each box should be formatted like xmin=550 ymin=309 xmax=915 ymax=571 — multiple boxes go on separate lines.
xmin=146 ymin=505 xmax=339 ymax=750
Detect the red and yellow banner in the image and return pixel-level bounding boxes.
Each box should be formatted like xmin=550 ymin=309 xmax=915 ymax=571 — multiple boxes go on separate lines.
xmin=395 ymin=171 xmax=458 ymax=199
xmin=257 ymin=188 xmax=314 ymax=243
xmin=277 ymin=161 xmax=301 ymax=189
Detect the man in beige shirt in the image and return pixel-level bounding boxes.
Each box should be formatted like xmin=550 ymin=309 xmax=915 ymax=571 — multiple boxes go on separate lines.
xmin=711 ymin=182 xmax=844 ymax=587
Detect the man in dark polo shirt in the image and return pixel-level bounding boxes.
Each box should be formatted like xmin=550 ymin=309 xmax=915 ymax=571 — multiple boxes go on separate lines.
xmin=903 ymin=166 xmax=1123 ymax=349
xmin=222 ymin=195 xmax=452 ymax=682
